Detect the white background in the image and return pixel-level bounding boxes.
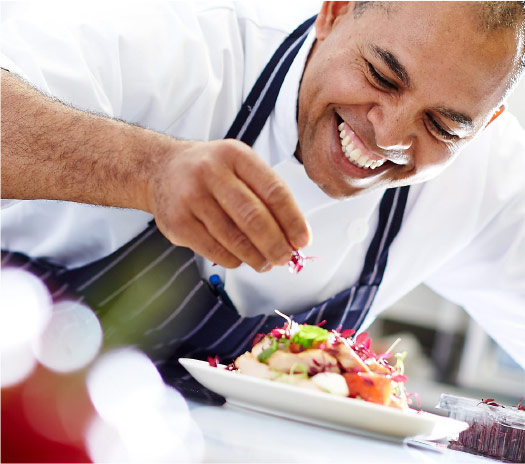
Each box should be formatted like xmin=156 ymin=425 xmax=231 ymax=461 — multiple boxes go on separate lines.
xmin=508 ymin=78 xmax=525 ymax=127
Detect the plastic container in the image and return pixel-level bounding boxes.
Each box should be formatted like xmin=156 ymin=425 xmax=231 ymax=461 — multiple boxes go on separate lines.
xmin=437 ymin=394 xmax=525 ymax=462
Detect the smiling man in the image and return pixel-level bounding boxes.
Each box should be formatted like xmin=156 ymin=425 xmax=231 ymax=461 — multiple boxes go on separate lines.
xmin=2 ymin=1 xmax=525 ymax=384
xmin=297 ymin=2 xmax=522 ymax=197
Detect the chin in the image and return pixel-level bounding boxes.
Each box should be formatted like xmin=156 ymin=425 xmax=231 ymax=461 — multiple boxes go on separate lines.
xmin=319 ymin=183 xmax=359 ymax=199
xmin=304 ymin=166 xmax=362 ymax=199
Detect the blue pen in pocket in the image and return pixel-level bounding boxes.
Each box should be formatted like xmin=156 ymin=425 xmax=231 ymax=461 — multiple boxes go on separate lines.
xmin=209 ymin=274 xmax=236 ymax=311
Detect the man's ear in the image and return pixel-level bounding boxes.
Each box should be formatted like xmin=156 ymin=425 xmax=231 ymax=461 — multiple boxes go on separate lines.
xmin=316 ymin=2 xmax=352 ymax=41
xmin=486 ymin=105 xmax=505 ymax=127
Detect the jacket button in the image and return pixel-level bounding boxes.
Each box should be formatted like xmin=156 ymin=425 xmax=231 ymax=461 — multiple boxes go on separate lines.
xmin=347 ymin=218 xmax=369 ymax=243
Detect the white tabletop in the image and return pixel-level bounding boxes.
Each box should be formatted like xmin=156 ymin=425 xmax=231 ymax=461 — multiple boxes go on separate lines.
xmin=187 ymin=400 xmax=489 ymax=463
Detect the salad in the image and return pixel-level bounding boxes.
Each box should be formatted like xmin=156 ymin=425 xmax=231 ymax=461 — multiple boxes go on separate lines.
xmin=227 ymin=311 xmax=411 ymax=410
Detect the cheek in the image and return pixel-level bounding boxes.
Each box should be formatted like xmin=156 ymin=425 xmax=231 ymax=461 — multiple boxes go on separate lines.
xmin=323 ymin=62 xmax=370 ymax=104
xmin=303 ymin=44 xmax=367 ymax=108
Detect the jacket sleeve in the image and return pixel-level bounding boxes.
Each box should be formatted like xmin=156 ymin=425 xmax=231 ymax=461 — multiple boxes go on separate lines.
xmin=0 ymin=2 xmax=243 ymax=136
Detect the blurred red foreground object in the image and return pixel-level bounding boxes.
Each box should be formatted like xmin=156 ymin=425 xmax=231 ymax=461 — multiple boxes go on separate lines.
xmin=2 ymin=365 xmax=94 ymax=463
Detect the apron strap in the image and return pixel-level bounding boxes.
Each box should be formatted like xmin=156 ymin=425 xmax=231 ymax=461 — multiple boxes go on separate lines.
xmin=226 ymin=15 xmax=316 ymax=145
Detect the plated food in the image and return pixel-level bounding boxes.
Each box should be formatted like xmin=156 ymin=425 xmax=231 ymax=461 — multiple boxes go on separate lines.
xmin=181 ymin=356 xmax=468 ymax=440
xmin=182 ymin=313 xmax=468 ymax=440
xmin=224 ymin=312 xmax=411 ymax=410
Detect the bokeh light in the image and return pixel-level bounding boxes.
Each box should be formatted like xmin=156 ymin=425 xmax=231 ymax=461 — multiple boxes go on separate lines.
xmin=2 ymin=270 xmax=204 ymax=462
xmin=1 ymin=342 xmax=37 ymax=388
xmin=1 ymin=268 xmax=52 ymax=351
xmin=33 ymin=300 xmax=103 ymax=373
xmin=85 ymin=348 xmax=204 ymax=462
xmin=86 ymin=348 xmax=166 ymax=424
xmin=1 ymin=269 xmax=52 ymax=387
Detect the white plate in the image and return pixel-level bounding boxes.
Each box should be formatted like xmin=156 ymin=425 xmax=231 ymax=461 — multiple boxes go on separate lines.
xmin=179 ymin=358 xmax=468 ymax=441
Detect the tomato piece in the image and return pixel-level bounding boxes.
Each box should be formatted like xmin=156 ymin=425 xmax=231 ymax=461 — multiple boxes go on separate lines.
xmin=288 ymin=342 xmax=305 ymax=353
xmin=343 ymin=372 xmax=395 ymax=406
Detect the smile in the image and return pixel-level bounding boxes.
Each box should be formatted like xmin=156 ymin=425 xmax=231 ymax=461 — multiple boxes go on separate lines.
xmin=337 ymin=122 xmax=385 ymax=170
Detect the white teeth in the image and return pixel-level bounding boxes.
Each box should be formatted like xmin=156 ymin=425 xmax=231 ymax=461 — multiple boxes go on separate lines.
xmin=357 ymin=155 xmax=368 ymax=166
xmin=349 ymin=149 xmax=361 ymax=161
xmin=338 ymin=122 xmax=384 ymax=170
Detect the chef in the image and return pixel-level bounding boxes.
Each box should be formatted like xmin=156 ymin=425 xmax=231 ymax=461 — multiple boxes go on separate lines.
xmin=2 ymin=1 xmax=525 ymax=376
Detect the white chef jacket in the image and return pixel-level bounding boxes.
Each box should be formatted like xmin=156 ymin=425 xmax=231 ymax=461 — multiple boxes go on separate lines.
xmin=1 ymin=1 xmax=524 ymax=367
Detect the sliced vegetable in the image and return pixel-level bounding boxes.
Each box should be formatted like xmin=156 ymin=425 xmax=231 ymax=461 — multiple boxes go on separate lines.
xmin=258 ymin=338 xmax=278 ymax=363
xmin=343 ymin=372 xmax=397 ymax=407
xmin=291 ymin=324 xmax=330 ymax=349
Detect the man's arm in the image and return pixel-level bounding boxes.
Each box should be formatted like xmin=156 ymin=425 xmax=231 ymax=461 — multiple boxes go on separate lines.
xmin=1 ymin=70 xmax=311 ymax=271
xmin=1 ymin=69 xmax=158 ymax=211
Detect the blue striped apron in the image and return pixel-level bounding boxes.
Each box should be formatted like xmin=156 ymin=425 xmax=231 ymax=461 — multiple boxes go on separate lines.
xmin=1 ymin=15 xmax=410 ymax=403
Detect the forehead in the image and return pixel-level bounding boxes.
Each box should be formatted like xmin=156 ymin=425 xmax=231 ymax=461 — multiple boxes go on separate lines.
xmin=344 ymin=2 xmax=518 ymax=122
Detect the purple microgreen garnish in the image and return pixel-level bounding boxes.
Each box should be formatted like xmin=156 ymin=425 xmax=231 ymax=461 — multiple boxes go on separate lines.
xmin=479 ymin=398 xmax=504 ymax=407
xmin=451 ymin=397 xmax=525 ymax=461
xmin=207 ymin=355 xmax=220 ymax=368
xmin=355 ymin=332 xmax=371 ymax=349
xmin=288 ymin=249 xmax=319 ymax=274
xmin=517 ymin=397 xmax=525 ymax=411
xmin=289 ymin=249 xmax=305 ymax=273
xmin=341 ymin=329 xmax=356 ymax=339
xmin=251 ymin=332 xmax=266 ymax=347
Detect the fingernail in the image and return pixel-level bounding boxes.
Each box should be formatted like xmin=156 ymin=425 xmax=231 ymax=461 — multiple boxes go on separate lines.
xmin=295 ymin=221 xmax=312 ymax=248
xmin=260 ymin=262 xmax=272 ymax=273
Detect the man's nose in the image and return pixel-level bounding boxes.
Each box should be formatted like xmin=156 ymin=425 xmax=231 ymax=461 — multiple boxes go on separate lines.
xmin=367 ymin=105 xmax=413 ymax=151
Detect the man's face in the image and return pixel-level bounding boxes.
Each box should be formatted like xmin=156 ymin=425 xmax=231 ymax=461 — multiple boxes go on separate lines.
xmin=297 ymin=1 xmax=517 ymax=198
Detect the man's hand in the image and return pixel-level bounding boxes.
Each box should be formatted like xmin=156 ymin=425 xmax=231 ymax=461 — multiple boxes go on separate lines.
xmin=147 ymin=139 xmax=311 ymax=272
xmin=2 ymin=70 xmax=311 ymax=272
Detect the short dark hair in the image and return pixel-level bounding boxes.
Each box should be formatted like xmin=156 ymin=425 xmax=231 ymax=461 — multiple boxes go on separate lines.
xmin=353 ymin=1 xmax=525 ymax=90
xmin=477 ymin=1 xmax=525 ymax=30
xmin=477 ymin=2 xmax=525 ymax=87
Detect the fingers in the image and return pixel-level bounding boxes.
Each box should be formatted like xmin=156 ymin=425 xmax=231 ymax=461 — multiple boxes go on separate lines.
xmin=198 ymin=139 xmax=311 ymax=268
xmin=150 ymin=138 xmax=311 ymax=273
xmin=174 ymin=215 xmax=243 ymax=269
xmin=209 ymin=170 xmax=295 ymax=266
xmin=192 ymin=196 xmax=271 ymax=272
xmin=228 ymin=141 xmax=311 ymax=248
xmin=230 ymin=145 xmax=311 ymax=250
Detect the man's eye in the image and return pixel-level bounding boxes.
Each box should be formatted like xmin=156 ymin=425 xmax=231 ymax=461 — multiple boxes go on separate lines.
xmin=427 ymin=115 xmax=459 ymax=141
xmin=367 ymin=62 xmax=396 ymax=90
